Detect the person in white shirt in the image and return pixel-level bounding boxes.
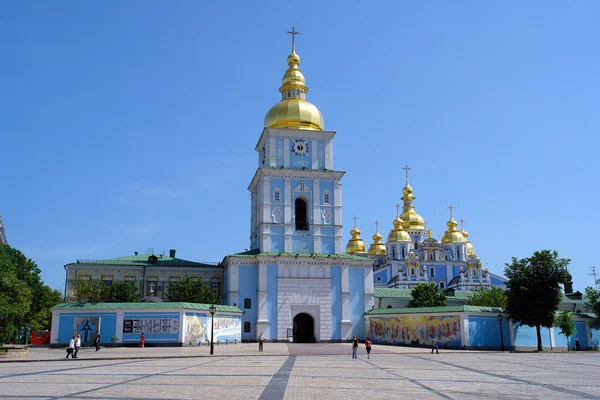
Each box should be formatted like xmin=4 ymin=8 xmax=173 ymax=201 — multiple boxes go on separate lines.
xmin=74 ymin=334 xmax=81 ymax=358
xmin=66 ymin=336 xmax=75 ymax=359
xmin=257 ymin=332 xmax=265 ymax=352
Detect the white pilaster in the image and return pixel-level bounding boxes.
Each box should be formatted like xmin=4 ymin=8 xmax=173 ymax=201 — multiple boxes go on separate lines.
xmin=269 ymin=135 xmax=277 ymax=167
xmin=283 ymin=138 xmax=290 ymax=167
xmin=284 ymin=177 xmax=292 ymax=252
xmin=325 ymin=140 xmax=333 ymax=170
xmin=51 ymin=312 xmax=60 ymax=344
xmin=115 ymin=311 xmax=124 ymax=343
xmin=179 ymin=310 xmax=186 ymax=343
xmin=311 ymin=139 xmax=318 ymax=169
xmin=460 ymin=313 xmax=469 ymax=347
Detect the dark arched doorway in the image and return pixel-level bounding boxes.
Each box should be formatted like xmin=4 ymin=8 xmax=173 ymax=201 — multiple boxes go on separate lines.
xmin=293 ymin=313 xmax=314 ymax=343
xmin=295 ymin=198 xmax=308 ymax=230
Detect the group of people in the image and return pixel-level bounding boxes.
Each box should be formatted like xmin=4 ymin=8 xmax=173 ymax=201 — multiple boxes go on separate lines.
xmin=65 ymin=333 xmax=103 ymax=359
xmin=351 ymin=336 xmax=373 ymax=359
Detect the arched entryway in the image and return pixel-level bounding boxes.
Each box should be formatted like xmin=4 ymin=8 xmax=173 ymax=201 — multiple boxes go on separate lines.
xmin=293 ymin=313 xmax=314 ymax=343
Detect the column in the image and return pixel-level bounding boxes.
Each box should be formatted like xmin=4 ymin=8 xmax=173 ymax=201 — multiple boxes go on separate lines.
xmin=460 ymin=314 xmax=469 ymax=347
xmin=284 ymin=177 xmax=292 ymax=252
xmin=313 ymin=179 xmax=321 ymax=252
xmin=340 ymin=266 xmax=352 ymax=339
xmin=257 ymin=262 xmax=269 ymax=328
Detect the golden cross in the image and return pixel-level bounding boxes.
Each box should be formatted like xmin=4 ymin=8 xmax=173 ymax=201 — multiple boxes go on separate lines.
xmin=448 ymin=204 xmax=454 ymax=219
xmin=287 ymin=26 xmax=301 ymax=44
xmin=353 ymin=216 xmax=358 ymax=228
xmin=375 ymin=220 xmax=379 ymax=231
xmin=459 ymin=218 xmax=465 ymax=230
xmin=402 ymin=164 xmax=411 ymax=182
xmin=395 ymin=203 xmax=401 ymax=216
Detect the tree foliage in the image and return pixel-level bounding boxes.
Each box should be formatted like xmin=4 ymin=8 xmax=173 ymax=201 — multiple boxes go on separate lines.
xmin=408 ymin=283 xmax=447 ymax=308
xmin=504 ymin=250 xmax=570 ymax=351
xmin=167 ymin=277 xmax=219 ymax=304
xmin=467 ymin=287 xmax=508 ymax=308
xmin=584 ymin=286 xmax=600 ymax=329
xmin=70 ymin=278 xmax=107 ymax=303
xmin=0 ymin=244 xmax=62 ymax=343
xmin=554 ymin=310 xmax=576 ymax=350
xmin=105 ymin=280 xmax=140 ymax=303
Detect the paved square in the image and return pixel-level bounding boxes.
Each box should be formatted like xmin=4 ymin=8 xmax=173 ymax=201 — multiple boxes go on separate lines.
xmin=1 ymin=344 xmax=599 ymax=399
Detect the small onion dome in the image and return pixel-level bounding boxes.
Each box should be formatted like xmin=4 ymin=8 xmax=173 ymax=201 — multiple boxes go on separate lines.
xmin=442 ymin=217 xmax=466 ymax=244
xmin=400 ymin=183 xmax=426 ymax=230
xmin=387 ymin=216 xmax=411 ymax=243
xmin=368 ymin=229 xmax=386 ymax=255
xmin=346 ymin=224 xmax=366 ymax=254
xmin=461 ymin=227 xmax=476 ymax=255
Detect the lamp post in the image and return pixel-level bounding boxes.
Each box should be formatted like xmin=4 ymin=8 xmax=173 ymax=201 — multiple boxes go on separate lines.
xmin=497 ymin=314 xmax=505 ymax=352
xmin=209 ymin=305 xmax=216 ymax=355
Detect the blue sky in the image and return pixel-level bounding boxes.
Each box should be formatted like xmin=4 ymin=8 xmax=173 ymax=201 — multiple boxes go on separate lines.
xmin=2 ymin=1 xmax=599 ymax=293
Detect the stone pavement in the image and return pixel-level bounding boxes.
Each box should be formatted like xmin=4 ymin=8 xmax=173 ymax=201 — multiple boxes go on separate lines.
xmin=1 ymin=344 xmax=599 ymax=399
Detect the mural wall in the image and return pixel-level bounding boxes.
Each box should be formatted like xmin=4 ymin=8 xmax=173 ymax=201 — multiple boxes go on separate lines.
xmin=184 ymin=313 xmax=241 ymax=343
xmin=369 ymin=315 xmax=461 ymax=347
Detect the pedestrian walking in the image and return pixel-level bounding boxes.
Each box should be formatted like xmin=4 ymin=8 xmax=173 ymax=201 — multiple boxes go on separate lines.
xmin=65 ymin=336 xmax=75 ymax=359
xmin=365 ymin=337 xmax=372 ymax=359
xmin=352 ymin=336 xmax=359 ymax=359
xmin=431 ymin=337 xmax=439 ymax=354
xmin=74 ymin=334 xmax=81 ymax=358
xmin=139 ymin=333 xmax=145 ymax=348
xmin=258 ymin=332 xmax=265 ymax=352
xmin=576 ymin=338 xmax=581 ymax=351
xmin=93 ymin=334 xmax=101 ymax=351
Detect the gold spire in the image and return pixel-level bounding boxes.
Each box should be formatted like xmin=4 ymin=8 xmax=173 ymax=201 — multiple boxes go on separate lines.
xmin=442 ymin=204 xmax=466 ymax=244
xmin=460 ymin=218 xmax=476 ymax=255
xmin=346 ymin=216 xmax=366 ymax=254
xmin=368 ymin=220 xmax=386 ymax=255
xmin=386 ymin=204 xmax=412 ymax=243
xmin=399 ymin=165 xmax=425 ymax=230
xmin=264 ymin=27 xmax=324 ymax=131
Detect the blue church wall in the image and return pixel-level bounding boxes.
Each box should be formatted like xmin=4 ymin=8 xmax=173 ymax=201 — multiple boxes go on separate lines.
xmin=591 ymin=327 xmax=600 ymax=348
xmin=292 ymin=235 xmax=314 ymax=253
xmin=271 ymin=226 xmax=284 ymax=235
xmin=452 ymin=265 xmax=462 ymax=278
xmin=291 ymin=179 xmax=312 ymax=191
xmin=513 ymin=322 xmax=551 ymax=347
xmin=271 ymin=235 xmax=284 ymax=252
xmin=57 ymin=313 xmax=117 ymax=344
xmin=267 ymin=265 xmax=278 ymax=339
xmin=320 ymin=181 xmax=333 ymax=203
xmin=431 ymin=265 xmax=447 ymax=283
xmin=122 ymin=312 xmax=179 ymax=343
xmin=290 ymin=148 xmax=312 ymax=169
xmin=489 ymin=275 xmax=507 ymax=288
xmin=573 ymin=321 xmax=588 ymax=348
xmin=239 ymin=266 xmax=258 ymax=340
xmin=349 ymin=268 xmax=365 ymax=338
xmin=321 ymin=237 xmax=335 ymax=254
xmin=330 ymin=266 xmax=342 ymax=340
xmin=468 ymin=315 xmax=510 ymax=348
xmin=317 ymin=141 xmax=325 ymax=170
xmin=270 ymin=179 xmax=284 ymax=200
xmin=276 ymin=138 xmax=284 ymax=168
xmin=374 ymin=269 xmax=388 ymax=286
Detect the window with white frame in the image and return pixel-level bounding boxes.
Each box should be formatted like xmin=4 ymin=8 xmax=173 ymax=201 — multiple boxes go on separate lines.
xmin=323 ymin=191 xmax=330 ymax=204
xmin=274 ymin=189 xmax=281 ymax=203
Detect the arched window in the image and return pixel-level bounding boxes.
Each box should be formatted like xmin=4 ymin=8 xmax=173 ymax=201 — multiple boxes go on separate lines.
xmin=391 ymin=246 xmax=396 ymax=259
xmin=439 ymin=281 xmax=445 ymax=289
xmin=430 ymin=267 xmax=435 ymax=277
xmin=401 ymin=246 xmax=405 ymax=258
xmin=456 ymin=246 xmax=461 ymax=259
xmin=244 ymin=298 xmax=251 ymax=309
xmin=244 ymin=322 xmax=251 ymax=332
xmin=295 ymin=197 xmax=309 ymax=230
xmin=414 ymin=242 xmax=419 ymax=250
xmin=387 ymin=305 xmax=392 ymax=309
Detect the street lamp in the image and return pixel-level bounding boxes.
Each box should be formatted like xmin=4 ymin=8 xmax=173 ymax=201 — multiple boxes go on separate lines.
xmin=209 ymin=304 xmax=216 ymax=355
xmin=497 ymin=314 xmax=505 ymax=352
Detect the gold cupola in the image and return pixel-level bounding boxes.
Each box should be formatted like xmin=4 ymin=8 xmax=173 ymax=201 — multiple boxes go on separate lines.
xmin=346 ymin=217 xmax=366 ymax=254
xmin=368 ymin=221 xmax=386 ymax=255
xmin=264 ymin=31 xmax=324 ymax=131
xmin=442 ymin=205 xmax=466 ymax=244
xmin=399 ymin=165 xmax=426 ymax=230
xmin=460 ymin=219 xmax=476 ymax=255
xmin=386 ymin=207 xmax=412 ymax=243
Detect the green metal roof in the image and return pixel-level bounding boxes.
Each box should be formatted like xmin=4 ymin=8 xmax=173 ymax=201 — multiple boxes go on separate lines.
xmin=366 ymin=305 xmax=506 ymax=315
xmin=228 ymin=250 xmax=372 ymax=261
xmin=374 ymin=287 xmax=475 ymax=300
xmin=71 ymin=253 xmax=219 ymax=268
xmin=52 ymin=302 xmax=241 ymax=313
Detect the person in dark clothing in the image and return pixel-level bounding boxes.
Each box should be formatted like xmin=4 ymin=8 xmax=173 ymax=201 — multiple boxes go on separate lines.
xmin=576 ymin=338 xmax=581 ymax=351
xmin=431 ymin=337 xmax=439 ymax=354
xmin=352 ymin=336 xmax=359 ymax=359
xmin=93 ymin=334 xmax=101 ymax=351
xmin=365 ymin=337 xmax=372 ymax=359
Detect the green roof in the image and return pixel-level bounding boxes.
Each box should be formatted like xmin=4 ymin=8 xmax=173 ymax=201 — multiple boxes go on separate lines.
xmin=228 ymin=250 xmax=372 ymax=262
xmin=52 ymin=302 xmax=241 ymax=313
xmin=366 ymin=305 xmax=506 ymax=315
xmin=71 ymin=253 xmax=219 ymax=268
xmin=374 ymin=287 xmax=475 ymax=299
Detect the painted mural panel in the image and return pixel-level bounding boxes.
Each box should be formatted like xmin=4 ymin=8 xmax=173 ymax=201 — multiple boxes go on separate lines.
xmin=369 ymin=315 xmax=461 ymax=346
xmin=123 ymin=318 xmax=179 ymax=334
xmin=73 ymin=317 xmax=100 ymax=343
xmin=184 ymin=313 xmax=241 ymax=343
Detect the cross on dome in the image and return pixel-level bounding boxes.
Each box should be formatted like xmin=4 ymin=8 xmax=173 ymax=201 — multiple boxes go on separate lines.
xmin=395 ymin=203 xmax=401 ymax=217
xmin=402 ymin=164 xmax=411 ymax=183
xmin=287 ymin=26 xmax=301 ymax=45
xmin=375 ymin=220 xmax=379 ymax=231
xmin=353 ymin=216 xmax=358 ymax=228
xmin=448 ymin=204 xmax=454 ymax=219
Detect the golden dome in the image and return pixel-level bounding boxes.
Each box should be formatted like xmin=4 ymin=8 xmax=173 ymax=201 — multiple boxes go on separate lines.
xmin=346 ymin=219 xmax=366 ymax=254
xmin=264 ymin=44 xmax=324 ymax=131
xmin=368 ymin=224 xmax=386 ymax=255
xmin=387 ymin=216 xmax=412 ymax=243
xmin=442 ymin=217 xmax=466 ymax=244
xmin=400 ymin=183 xmax=426 ymax=230
xmin=460 ymin=220 xmax=476 ymax=255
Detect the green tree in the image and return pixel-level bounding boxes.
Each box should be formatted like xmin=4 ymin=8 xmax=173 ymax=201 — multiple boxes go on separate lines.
xmin=167 ymin=277 xmax=219 ymax=304
xmin=70 ymin=278 xmax=107 ymax=304
xmin=408 ymin=283 xmax=447 ymax=308
xmin=0 ymin=265 xmax=32 ymax=343
xmin=105 ymin=280 xmax=140 ymax=302
xmin=467 ymin=287 xmax=508 ymax=308
xmin=554 ymin=310 xmax=576 ymax=350
xmin=504 ymin=250 xmax=570 ymax=352
xmin=0 ymin=245 xmax=62 ymax=335
xmin=584 ymin=286 xmax=600 ymax=329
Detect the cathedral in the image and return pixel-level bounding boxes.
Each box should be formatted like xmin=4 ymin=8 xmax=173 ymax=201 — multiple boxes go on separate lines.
xmin=222 ymin=33 xmax=506 ymax=343
xmin=345 ymin=173 xmax=506 ymax=292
